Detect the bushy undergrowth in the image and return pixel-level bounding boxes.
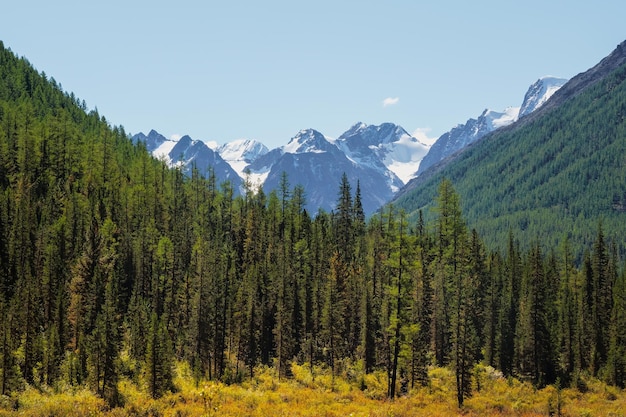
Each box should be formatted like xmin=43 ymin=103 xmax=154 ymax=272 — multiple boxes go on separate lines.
xmin=0 ymin=362 xmax=624 ymax=416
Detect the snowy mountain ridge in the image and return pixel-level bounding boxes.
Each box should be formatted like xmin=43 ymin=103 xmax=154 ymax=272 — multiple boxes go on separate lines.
xmin=132 ymin=74 xmax=566 ymax=214
xmin=416 ymin=76 xmax=567 ymax=175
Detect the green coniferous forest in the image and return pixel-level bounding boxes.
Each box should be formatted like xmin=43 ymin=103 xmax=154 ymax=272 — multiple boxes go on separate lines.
xmin=0 ymin=41 xmax=625 ymax=411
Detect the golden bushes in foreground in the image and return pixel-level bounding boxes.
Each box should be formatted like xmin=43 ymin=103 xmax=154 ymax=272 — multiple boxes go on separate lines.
xmin=0 ymin=362 xmax=624 ymax=416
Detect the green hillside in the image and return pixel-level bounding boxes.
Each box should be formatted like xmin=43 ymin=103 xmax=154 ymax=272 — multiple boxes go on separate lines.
xmin=394 ymin=45 xmax=626 ymax=260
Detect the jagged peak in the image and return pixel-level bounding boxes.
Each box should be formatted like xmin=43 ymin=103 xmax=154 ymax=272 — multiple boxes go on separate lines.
xmin=338 ymin=122 xmax=368 ymax=139
xmin=519 ymin=76 xmax=567 ymax=118
xmin=338 ymin=122 xmax=409 ymax=142
xmin=283 ymin=128 xmax=333 ymax=154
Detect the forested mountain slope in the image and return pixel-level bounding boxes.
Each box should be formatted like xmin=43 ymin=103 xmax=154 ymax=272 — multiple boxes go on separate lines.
xmin=393 ymin=41 xmax=626 ymax=258
xmin=0 ymin=41 xmax=225 ymax=401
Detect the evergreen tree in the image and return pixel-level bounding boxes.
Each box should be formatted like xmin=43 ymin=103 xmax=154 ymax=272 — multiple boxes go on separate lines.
xmin=144 ymin=312 xmax=174 ymax=398
xmin=589 ymin=224 xmax=616 ymax=376
xmin=483 ymin=252 xmax=503 ymax=369
xmin=432 ymin=178 xmax=465 ymax=367
xmin=321 ymin=251 xmax=348 ymax=377
xmin=556 ymin=238 xmax=579 ymax=383
xmin=515 ymin=242 xmax=551 ymax=386
xmin=386 ymin=210 xmax=414 ymax=398
xmin=607 ymin=265 xmax=626 ymax=387
xmin=412 ymin=210 xmax=432 ymax=387
xmin=498 ymin=231 xmax=521 ymax=376
xmin=86 ymin=219 xmax=121 ymax=406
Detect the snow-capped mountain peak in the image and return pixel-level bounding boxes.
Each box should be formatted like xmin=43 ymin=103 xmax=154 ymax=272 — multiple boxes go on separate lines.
xmin=519 ymin=76 xmax=568 ymax=118
xmin=340 ymin=122 xmax=368 ymax=139
xmin=482 ymin=106 xmax=521 ymax=130
xmin=416 ymin=108 xmax=517 ymax=175
xmin=218 ymin=139 xmax=268 ymax=165
xmin=336 ymin=123 xmax=430 ymax=185
xmin=283 ymin=129 xmax=335 ymax=154
xmin=217 ymin=139 xmax=269 ymax=180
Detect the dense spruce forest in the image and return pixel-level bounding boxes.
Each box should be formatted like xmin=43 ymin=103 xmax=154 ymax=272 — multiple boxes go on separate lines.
xmin=394 ymin=44 xmax=626 ymax=260
xmin=0 ymin=41 xmax=625 ymax=410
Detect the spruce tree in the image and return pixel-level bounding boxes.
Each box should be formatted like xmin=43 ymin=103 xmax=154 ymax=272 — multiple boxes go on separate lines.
xmin=607 ymin=265 xmax=626 ymax=387
xmin=144 ymin=312 xmax=174 ymax=398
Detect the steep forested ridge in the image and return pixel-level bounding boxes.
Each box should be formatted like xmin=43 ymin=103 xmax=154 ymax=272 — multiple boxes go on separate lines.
xmin=394 ymin=41 xmax=626 ymax=260
xmin=0 ymin=42 xmax=625 ymax=411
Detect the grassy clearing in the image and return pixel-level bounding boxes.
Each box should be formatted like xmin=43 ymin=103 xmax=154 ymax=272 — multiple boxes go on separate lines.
xmin=0 ymin=363 xmax=624 ymax=416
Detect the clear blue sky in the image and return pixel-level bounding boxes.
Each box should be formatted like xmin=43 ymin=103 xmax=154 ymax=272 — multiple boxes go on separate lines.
xmin=3 ymin=1 xmax=625 ymax=148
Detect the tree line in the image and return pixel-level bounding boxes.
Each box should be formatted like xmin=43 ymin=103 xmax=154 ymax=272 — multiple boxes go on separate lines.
xmin=0 ymin=42 xmax=625 ymax=408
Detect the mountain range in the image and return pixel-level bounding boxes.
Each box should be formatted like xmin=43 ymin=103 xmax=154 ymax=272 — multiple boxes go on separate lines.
xmin=132 ymin=77 xmax=566 ymax=215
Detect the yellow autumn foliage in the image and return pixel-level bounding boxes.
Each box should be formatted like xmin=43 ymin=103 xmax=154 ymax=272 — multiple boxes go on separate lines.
xmin=0 ymin=361 xmax=624 ymax=416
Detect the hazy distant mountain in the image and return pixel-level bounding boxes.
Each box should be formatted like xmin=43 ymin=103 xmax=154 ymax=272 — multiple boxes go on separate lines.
xmin=135 ymin=123 xmax=429 ymax=215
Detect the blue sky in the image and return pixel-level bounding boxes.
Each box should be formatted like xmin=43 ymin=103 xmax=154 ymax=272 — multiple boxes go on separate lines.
xmin=3 ymin=1 xmax=625 ymax=148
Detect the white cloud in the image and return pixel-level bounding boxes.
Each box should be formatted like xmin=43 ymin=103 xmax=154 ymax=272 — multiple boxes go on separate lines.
xmin=170 ymin=133 xmax=182 ymax=141
xmin=382 ymin=97 xmax=400 ymax=107
xmin=411 ymin=127 xmax=438 ymax=145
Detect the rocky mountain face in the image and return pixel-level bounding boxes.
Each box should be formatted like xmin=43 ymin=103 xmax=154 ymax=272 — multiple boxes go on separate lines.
xmin=131 ymin=129 xmax=171 ymax=154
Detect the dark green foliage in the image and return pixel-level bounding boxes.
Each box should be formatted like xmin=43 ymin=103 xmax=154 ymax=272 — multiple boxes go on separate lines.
xmin=608 ymin=265 xmax=626 ymax=387
xmin=515 ymin=242 xmax=552 ymax=386
xmin=0 ymin=42 xmax=625 ymax=410
xmin=144 ymin=312 xmax=174 ymax=398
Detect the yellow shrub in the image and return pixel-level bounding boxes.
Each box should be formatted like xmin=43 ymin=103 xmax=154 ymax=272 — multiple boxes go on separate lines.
xmin=12 ymin=386 xmax=106 ymax=417
xmin=361 ymin=370 xmax=387 ymax=400
xmin=4 ymin=365 xmax=626 ymax=417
